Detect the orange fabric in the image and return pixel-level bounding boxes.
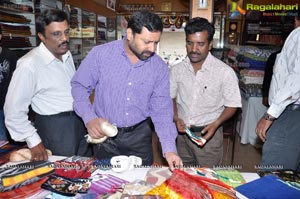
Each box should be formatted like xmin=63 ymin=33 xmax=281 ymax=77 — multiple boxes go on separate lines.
xmin=147 ymin=169 xmax=213 ymax=199
xmin=0 ymin=177 xmax=49 ymax=199
xmin=2 ymin=166 xmax=53 ymax=187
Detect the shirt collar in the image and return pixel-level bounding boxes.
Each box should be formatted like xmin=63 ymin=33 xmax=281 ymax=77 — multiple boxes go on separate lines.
xmin=120 ymin=36 xmax=151 ymax=67
xmin=39 ymin=42 xmax=70 ymax=65
xmin=184 ymin=51 xmax=213 ymax=72
xmin=201 ymin=52 xmax=213 ymax=71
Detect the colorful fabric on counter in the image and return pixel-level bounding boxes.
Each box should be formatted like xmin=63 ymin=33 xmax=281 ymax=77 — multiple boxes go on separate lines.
xmin=0 ymin=177 xmax=49 ymax=199
xmin=146 ymin=169 xmax=237 ymax=199
xmin=89 ymin=173 xmax=128 ymax=196
xmin=0 ymin=161 xmax=54 ymax=192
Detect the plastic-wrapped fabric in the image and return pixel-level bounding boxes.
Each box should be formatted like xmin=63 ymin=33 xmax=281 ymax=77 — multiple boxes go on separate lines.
xmin=146 ymin=169 xmax=237 ymax=199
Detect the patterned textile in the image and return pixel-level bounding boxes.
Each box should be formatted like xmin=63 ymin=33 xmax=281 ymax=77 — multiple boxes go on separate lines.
xmin=243 ymin=57 xmax=267 ymax=70
xmin=233 ymin=45 xmax=276 ymax=59
xmin=89 ymin=173 xmax=128 ymax=196
xmin=0 ymin=177 xmax=49 ymax=199
xmin=240 ymin=76 xmax=264 ymax=85
xmin=240 ymin=69 xmax=265 ymax=77
xmin=41 ymin=175 xmax=92 ymax=197
xmin=243 ymin=52 xmax=269 ymax=62
xmin=146 ymin=169 xmax=237 ymax=199
xmin=0 ymin=161 xmax=54 ymax=192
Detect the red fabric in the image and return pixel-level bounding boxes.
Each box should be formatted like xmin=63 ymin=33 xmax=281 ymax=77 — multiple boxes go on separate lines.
xmin=0 ymin=177 xmax=48 ymax=199
xmin=166 ymin=169 xmax=213 ymax=198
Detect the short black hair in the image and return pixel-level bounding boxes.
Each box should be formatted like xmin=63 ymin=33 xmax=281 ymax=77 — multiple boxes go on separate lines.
xmin=127 ymin=10 xmax=163 ymax=35
xmin=36 ymin=9 xmax=69 ymax=36
xmin=184 ymin=17 xmax=215 ymax=42
xmin=0 ymin=25 xmax=2 ymax=34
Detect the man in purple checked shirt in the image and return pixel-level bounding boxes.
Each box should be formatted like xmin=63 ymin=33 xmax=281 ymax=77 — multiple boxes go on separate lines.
xmin=71 ymin=10 xmax=182 ymax=171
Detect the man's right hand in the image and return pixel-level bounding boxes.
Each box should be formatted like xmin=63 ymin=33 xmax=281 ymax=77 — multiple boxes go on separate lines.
xmin=86 ymin=118 xmax=108 ymax=139
xmin=30 ymin=142 xmax=48 ymax=161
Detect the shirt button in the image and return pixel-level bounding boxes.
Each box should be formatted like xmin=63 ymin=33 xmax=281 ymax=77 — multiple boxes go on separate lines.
xmin=128 ymin=82 xmax=132 ymax=85
xmin=125 ymin=113 xmax=129 ymax=115
xmin=126 ymin=97 xmax=130 ymax=101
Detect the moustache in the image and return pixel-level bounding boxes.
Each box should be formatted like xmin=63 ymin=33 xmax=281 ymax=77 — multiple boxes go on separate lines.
xmin=189 ymin=52 xmax=200 ymax=56
xmin=143 ymin=51 xmax=154 ymax=56
xmin=58 ymin=41 xmax=69 ymax=47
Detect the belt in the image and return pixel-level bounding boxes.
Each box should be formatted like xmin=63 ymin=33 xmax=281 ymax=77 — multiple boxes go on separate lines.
xmin=47 ymin=111 xmax=76 ymax=117
xmin=286 ymin=104 xmax=300 ymax=111
xmin=35 ymin=111 xmax=76 ymax=117
xmin=118 ymin=118 xmax=149 ymax=132
xmin=189 ymin=125 xmax=206 ymax=132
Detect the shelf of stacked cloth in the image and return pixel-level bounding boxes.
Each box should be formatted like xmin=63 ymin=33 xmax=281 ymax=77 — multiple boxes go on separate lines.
xmin=228 ymin=45 xmax=279 ymax=98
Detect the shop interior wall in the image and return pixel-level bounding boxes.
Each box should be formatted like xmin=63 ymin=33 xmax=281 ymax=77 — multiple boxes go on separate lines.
xmin=66 ymin=0 xmax=116 ymax=17
xmin=117 ymin=0 xmax=189 ymax=13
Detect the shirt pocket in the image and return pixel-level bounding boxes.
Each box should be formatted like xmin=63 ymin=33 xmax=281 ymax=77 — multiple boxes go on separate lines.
xmin=198 ymin=84 xmax=221 ymax=108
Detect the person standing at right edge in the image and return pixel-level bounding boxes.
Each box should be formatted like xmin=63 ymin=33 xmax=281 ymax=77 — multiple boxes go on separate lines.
xmin=170 ymin=17 xmax=241 ymax=168
xmin=256 ymin=26 xmax=300 ymax=172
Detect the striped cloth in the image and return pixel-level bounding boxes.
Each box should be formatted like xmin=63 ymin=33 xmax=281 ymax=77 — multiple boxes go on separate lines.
xmin=0 ymin=161 xmax=54 ymax=192
xmin=0 ymin=177 xmax=49 ymax=199
xmin=89 ymin=174 xmax=128 ymax=196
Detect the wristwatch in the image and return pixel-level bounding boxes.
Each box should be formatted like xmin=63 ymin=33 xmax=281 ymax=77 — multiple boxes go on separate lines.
xmin=263 ymin=112 xmax=276 ymax=121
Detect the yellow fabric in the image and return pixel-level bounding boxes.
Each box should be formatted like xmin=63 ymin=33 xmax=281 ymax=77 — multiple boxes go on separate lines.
xmin=146 ymin=182 xmax=184 ymax=199
xmin=2 ymin=166 xmax=53 ymax=187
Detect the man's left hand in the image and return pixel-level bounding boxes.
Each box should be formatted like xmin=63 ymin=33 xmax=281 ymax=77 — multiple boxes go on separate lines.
xmin=201 ymin=123 xmax=218 ymax=141
xmin=165 ymin=152 xmax=183 ymax=171
xmin=256 ymin=117 xmax=273 ymax=142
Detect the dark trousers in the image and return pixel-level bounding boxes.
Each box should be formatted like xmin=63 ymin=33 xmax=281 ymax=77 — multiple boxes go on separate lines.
xmin=34 ymin=111 xmax=91 ymax=157
xmin=261 ymin=109 xmax=300 ymax=171
xmin=93 ymin=118 xmax=153 ymax=166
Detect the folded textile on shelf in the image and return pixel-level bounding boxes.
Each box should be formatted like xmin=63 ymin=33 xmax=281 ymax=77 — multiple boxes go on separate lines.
xmin=89 ymin=173 xmax=128 ymax=196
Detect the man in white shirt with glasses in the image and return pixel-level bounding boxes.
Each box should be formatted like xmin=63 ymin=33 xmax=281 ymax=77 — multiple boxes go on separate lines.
xmin=4 ymin=9 xmax=91 ymax=161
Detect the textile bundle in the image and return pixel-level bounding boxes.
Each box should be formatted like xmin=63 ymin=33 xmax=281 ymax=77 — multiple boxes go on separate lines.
xmin=146 ymin=169 xmax=237 ymax=199
xmin=230 ymin=45 xmax=279 ymax=97
xmin=0 ymin=160 xmax=54 ymax=192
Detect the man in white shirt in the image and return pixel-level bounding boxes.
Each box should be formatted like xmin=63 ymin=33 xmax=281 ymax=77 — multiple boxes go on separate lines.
xmin=256 ymin=26 xmax=300 ymax=171
xmin=170 ymin=17 xmax=242 ymax=167
xmin=4 ymin=9 xmax=91 ymax=161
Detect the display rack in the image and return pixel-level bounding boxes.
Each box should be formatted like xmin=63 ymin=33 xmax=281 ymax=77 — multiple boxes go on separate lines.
xmin=97 ymin=15 xmax=107 ymax=45
xmin=81 ymin=10 xmax=96 ymax=59
xmin=69 ymin=6 xmax=83 ymax=68
xmin=242 ymin=11 xmax=295 ymax=46
xmin=0 ymin=0 xmax=36 ymax=57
